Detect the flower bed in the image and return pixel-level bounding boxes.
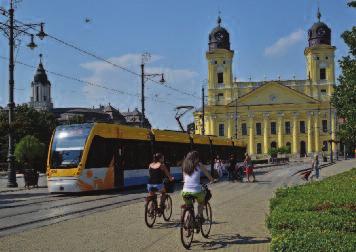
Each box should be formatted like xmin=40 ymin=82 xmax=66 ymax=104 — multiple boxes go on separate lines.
xmin=266 ymin=168 xmax=356 ymax=251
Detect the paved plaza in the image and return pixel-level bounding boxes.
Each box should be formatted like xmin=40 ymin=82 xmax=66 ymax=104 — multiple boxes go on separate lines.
xmin=0 ymin=159 xmax=355 ymax=251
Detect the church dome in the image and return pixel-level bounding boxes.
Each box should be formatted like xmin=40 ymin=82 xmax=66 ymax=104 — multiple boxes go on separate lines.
xmin=308 ymin=9 xmax=331 ymax=47
xmin=208 ymin=16 xmax=230 ymax=51
xmin=34 ymin=62 xmax=49 ymax=84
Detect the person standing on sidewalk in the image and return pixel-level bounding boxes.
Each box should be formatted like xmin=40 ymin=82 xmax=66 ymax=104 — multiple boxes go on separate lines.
xmin=244 ymin=153 xmax=256 ymax=182
xmin=312 ymin=154 xmax=320 ymax=180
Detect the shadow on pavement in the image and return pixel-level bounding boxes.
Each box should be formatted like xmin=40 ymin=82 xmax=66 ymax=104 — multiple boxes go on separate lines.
xmin=0 ymin=192 xmax=50 ymax=205
xmin=193 ymin=233 xmax=271 ymax=250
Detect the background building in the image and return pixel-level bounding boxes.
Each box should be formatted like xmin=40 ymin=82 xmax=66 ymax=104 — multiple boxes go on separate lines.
xmin=195 ymin=12 xmax=337 ymax=158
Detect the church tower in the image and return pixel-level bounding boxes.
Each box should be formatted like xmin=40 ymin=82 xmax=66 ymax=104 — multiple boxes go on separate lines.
xmin=206 ymin=16 xmax=234 ymax=106
xmin=29 ymin=55 xmax=53 ymax=111
xmin=304 ymin=9 xmax=336 ymax=99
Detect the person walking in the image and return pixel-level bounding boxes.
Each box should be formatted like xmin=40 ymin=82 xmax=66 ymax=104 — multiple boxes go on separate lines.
xmin=243 ymin=153 xmax=256 ymax=182
xmin=311 ymin=154 xmax=320 ymax=180
xmin=228 ymin=154 xmax=237 ymax=181
xmin=214 ymin=155 xmax=224 ymax=178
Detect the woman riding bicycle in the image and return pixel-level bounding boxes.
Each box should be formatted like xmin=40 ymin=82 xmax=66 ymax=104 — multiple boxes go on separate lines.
xmin=181 ymin=151 xmax=216 ymax=219
xmin=147 ymin=153 xmax=174 ymax=211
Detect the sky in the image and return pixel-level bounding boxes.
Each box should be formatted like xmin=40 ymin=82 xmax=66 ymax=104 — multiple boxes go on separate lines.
xmin=0 ymin=0 xmax=355 ymax=130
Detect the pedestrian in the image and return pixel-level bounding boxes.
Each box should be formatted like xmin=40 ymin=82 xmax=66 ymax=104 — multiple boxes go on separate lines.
xmin=214 ymin=155 xmax=224 ymax=178
xmin=311 ymin=154 xmax=320 ymax=180
xmin=228 ymin=154 xmax=237 ymax=181
xmin=243 ymin=153 xmax=256 ymax=182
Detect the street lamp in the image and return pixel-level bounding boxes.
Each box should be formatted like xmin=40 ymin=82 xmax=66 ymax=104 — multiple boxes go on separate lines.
xmin=0 ymin=0 xmax=46 ymax=187
xmin=140 ymin=52 xmax=165 ymax=128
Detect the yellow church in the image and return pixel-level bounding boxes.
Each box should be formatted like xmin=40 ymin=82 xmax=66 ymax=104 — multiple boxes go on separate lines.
xmin=194 ymin=11 xmax=337 ymax=158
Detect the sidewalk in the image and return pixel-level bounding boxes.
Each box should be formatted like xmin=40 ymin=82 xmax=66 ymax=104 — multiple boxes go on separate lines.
xmin=0 ymin=174 xmax=47 ymax=193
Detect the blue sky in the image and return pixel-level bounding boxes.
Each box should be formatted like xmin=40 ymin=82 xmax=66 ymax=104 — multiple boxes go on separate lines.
xmin=0 ymin=0 xmax=354 ymax=129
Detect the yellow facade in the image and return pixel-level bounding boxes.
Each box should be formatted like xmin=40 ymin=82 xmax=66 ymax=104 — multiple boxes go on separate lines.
xmin=194 ymin=16 xmax=337 ymax=158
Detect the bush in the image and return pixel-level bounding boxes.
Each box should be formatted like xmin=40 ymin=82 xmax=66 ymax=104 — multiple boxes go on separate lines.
xmin=266 ymin=168 xmax=356 ymax=251
xmin=15 ymin=135 xmax=45 ymax=171
xmin=268 ymin=148 xmax=278 ymax=157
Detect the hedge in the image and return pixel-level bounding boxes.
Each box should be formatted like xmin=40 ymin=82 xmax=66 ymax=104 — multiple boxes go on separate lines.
xmin=266 ymin=168 xmax=356 ymax=251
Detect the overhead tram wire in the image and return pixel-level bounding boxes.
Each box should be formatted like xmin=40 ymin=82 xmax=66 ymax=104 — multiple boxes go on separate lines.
xmin=0 ymin=55 xmax=178 ymax=107
xmin=12 ymin=18 xmax=200 ymax=99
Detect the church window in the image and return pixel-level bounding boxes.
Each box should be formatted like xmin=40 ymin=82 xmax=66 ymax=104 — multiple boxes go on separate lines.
xmin=256 ymin=143 xmax=262 ymax=154
xmin=321 ymin=89 xmax=326 ymax=95
xmin=214 ymin=61 xmax=217 ymax=64
xmin=256 ymin=123 xmax=261 ymax=135
xmin=218 ymin=124 xmax=225 ymax=136
xmin=241 ymin=123 xmax=247 ymax=136
xmin=316 ymin=56 xmax=320 ymax=60
xmin=223 ymin=60 xmax=226 ymax=64
xmin=270 ymin=122 xmax=276 ymax=135
xmin=286 ymin=142 xmax=291 ymax=153
xmin=322 ymin=120 xmax=328 ymax=133
xmin=217 ymin=93 xmax=224 ymax=101
xmin=325 ymin=56 xmax=328 ymax=60
xmin=285 ymin=121 xmax=291 ymax=134
xmin=300 ymin=121 xmax=306 ymax=133
xmin=320 ymin=68 xmax=326 ymax=80
xmin=44 ymin=96 xmax=47 ymax=101
xmin=36 ymin=86 xmax=39 ymax=102
xmin=217 ymin=72 xmax=224 ymax=84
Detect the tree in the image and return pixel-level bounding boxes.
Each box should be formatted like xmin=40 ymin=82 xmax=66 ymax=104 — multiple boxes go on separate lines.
xmin=14 ymin=135 xmax=45 ymax=171
xmin=0 ymin=105 xmax=57 ymax=170
xmin=331 ymin=3 xmax=356 ymax=156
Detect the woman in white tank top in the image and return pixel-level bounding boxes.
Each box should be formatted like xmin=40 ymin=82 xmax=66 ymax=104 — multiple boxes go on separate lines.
xmin=181 ymin=151 xmax=215 ymax=217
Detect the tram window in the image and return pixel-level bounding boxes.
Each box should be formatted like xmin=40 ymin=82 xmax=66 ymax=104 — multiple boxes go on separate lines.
xmin=86 ymin=136 xmax=115 ymax=169
xmin=154 ymin=142 xmax=191 ymax=167
xmin=192 ymin=144 xmax=211 ymax=165
xmin=123 ymin=140 xmax=152 ymax=170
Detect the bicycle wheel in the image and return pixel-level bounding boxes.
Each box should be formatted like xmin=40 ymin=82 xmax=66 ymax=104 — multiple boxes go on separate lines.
xmin=145 ymin=198 xmax=157 ymax=228
xmin=163 ymin=195 xmax=172 ymax=221
xmin=201 ymin=202 xmax=212 ymax=238
xmin=180 ymin=208 xmax=194 ymax=249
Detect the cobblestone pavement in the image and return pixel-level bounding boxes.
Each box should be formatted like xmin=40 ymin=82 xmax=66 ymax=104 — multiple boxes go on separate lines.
xmin=0 ymin=159 xmax=354 ymax=252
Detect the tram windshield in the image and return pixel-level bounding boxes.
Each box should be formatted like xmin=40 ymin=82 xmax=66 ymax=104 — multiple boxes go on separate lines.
xmin=50 ymin=124 xmax=93 ymax=169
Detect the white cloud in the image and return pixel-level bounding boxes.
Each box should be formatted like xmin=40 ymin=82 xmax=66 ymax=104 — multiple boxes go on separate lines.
xmin=264 ymin=29 xmax=304 ymax=57
xmin=79 ymin=53 xmax=200 ymax=130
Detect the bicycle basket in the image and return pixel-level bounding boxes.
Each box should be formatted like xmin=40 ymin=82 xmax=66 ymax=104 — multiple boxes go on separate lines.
xmin=164 ymin=179 xmax=175 ymax=193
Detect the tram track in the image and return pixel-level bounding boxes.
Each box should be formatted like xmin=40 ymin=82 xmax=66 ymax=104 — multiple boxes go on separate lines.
xmin=0 ymin=191 xmax=148 ymax=238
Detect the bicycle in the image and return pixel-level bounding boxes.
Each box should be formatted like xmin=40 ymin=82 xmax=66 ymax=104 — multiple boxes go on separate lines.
xmin=144 ymin=188 xmax=173 ymax=228
xmin=180 ymin=184 xmax=213 ymax=249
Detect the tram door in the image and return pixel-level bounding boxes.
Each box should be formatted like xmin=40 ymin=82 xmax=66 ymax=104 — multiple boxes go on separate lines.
xmin=114 ymin=143 xmax=125 ymax=190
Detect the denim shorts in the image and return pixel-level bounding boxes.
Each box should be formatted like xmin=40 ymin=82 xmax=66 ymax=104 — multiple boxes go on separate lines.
xmin=147 ymin=183 xmax=163 ymax=192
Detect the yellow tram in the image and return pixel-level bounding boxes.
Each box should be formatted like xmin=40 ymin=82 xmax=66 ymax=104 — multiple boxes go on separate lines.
xmin=46 ymin=123 xmax=246 ymax=193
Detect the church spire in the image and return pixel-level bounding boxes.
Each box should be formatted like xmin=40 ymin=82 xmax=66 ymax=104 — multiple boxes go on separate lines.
xmin=317 ymin=7 xmax=321 ymax=22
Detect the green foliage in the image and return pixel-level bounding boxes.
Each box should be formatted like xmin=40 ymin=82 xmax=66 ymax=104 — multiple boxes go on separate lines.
xmin=277 ymin=146 xmax=290 ymax=154
xmin=267 ymin=168 xmax=356 ymax=251
xmin=268 ymin=148 xmax=278 ymax=157
xmin=0 ymin=105 xmax=57 ymax=170
xmin=15 ymin=135 xmax=45 ymax=171
xmin=331 ymin=3 xmax=356 ymax=151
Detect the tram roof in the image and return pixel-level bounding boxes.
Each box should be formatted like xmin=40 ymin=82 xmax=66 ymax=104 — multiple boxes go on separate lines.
xmin=151 ymin=129 xmax=190 ymax=143
xmin=209 ymin=137 xmax=233 ymax=146
xmin=191 ymin=134 xmax=210 ymax=145
xmin=94 ymin=123 xmax=151 ymax=141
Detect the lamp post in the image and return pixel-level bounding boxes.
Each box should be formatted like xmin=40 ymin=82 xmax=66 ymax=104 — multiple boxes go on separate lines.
xmin=0 ymin=0 xmax=46 ymax=187
xmin=329 ymin=99 xmax=333 ymax=163
xmin=140 ymin=52 xmax=165 ymax=128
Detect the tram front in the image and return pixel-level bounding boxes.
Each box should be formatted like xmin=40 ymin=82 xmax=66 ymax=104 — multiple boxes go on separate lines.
xmin=47 ymin=123 xmax=93 ymax=193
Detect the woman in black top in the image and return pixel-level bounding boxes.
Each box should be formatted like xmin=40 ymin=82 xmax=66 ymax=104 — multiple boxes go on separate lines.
xmin=147 ymin=153 xmax=174 ymax=208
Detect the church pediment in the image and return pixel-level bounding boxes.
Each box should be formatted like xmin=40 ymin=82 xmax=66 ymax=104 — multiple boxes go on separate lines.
xmin=230 ymin=82 xmax=319 ymax=106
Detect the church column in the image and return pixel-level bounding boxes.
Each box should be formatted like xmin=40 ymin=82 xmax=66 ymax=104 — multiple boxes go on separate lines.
xmin=292 ymin=112 xmax=299 ymax=155
xmin=307 ymin=112 xmax=313 ymax=153
xmin=211 ymin=115 xmax=216 ymax=135
xmin=314 ymin=112 xmax=320 ymax=152
xmin=227 ymin=114 xmax=233 ymax=138
xmin=263 ymin=113 xmax=269 ymax=154
xmin=277 ymin=112 xmax=284 ymax=148
xmin=248 ymin=113 xmax=255 ymax=154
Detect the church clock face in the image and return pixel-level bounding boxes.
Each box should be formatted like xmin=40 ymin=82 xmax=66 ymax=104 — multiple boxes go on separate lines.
xmin=215 ymin=32 xmax=224 ymax=41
